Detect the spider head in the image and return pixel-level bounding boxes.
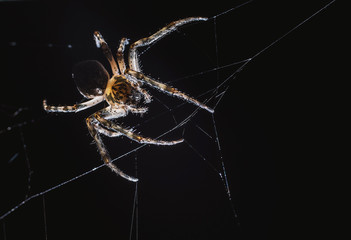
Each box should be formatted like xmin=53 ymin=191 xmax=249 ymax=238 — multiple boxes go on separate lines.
xmin=73 ymin=60 xmax=109 ymax=99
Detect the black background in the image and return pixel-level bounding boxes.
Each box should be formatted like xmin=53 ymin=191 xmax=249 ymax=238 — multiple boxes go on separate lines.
xmin=0 ymin=0 xmax=339 ymax=240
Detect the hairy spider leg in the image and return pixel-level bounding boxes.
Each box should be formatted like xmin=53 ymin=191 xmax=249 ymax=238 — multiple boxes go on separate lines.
xmin=116 ymin=38 xmax=152 ymax=103
xmin=86 ymin=108 xmax=138 ymax=182
xmin=92 ymin=121 xmax=123 ymax=137
xmin=94 ymin=106 xmax=184 ymax=145
xmin=117 ymin=37 xmax=129 ymax=74
xmin=94 ymin=31 xmax=120 ymax=74
xmin=87 ymin=106 xmax=183 ymax=182
xmin=128 ymin=105 xmax=148 ymax=114
xmin=92 ymin=106 xmax=138 ymax=137
xmin=128 ymin=17 xmax=208 ymax=72
xmin=126 ymin=69 xmax=214 ymax=113
xmin=43 ymin=96 xmax=104 ymax=113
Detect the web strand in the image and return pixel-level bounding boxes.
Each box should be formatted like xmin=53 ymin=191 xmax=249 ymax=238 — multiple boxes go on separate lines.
xmin=212 ymin=114 xmax=239 ymax=223
xmin=19 ymin=128 xmax=33 ymax=200
xmin=183 ymin=139 xmax=220 ymax=177
xmin=213 ymin=17 xmax=220 ymax=88
xmin=129 ymin=155 xmax=139 ymax=240
xmin=208 ymin=0 xmax=254 ymax=19
xmin=195 ymin=124 xmax=213 ymax=139
xmin=250 ymin=0 xmax=336 ymax=60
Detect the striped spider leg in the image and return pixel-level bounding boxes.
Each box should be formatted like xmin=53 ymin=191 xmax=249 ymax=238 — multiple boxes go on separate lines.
xmin=117 ymin=37 xmax=152 ymax=103
xmin=128 ymin=17 xmax=208 ymax=72
xmin=126 ymin=69 xmax=214 ymax=113
xmin=86 ymin=105 xmax=183 ymax=182
xmin=117 ymin=37 xmax=129 ymax=74
xmin=94 ymin=31 xmax=120 ymax=74
xmin=43 ymin=96 xmax=104 ymax=113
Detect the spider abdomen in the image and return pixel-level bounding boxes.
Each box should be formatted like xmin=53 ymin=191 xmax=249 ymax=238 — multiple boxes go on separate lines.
xmin=73 ymin=60 xmax=109 ymax=99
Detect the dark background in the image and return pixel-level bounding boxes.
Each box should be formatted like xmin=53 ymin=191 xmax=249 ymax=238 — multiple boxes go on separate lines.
xmin=0 ymin=0 xmax=339 ymax=240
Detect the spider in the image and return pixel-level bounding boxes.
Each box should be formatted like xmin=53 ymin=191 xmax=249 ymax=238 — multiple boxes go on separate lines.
xmin=43 ymin=17 xmax=214 ymax=182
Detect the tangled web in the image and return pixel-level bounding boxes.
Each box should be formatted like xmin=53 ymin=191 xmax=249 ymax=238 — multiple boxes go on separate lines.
xmin=0 ymin=1 xmax=336 ymax=239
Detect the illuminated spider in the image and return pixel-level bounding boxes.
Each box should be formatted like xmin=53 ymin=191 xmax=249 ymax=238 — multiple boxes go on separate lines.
xmin=43 ymin=17 xmax=214 ymax=182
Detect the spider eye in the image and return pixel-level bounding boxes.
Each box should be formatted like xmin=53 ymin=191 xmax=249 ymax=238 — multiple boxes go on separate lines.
xmin=72 ymin=60 xmax=109 ymax=98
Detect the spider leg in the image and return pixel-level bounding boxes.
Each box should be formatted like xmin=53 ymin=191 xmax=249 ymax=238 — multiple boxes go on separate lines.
xmin=43 ymin=96 xmax=104 ymax=113
xmin=94 ymin=31 xmax=120 ymax=74
xmin=117 ymin=38 xmax=152 ymax=103
xmin=137 ymin=86 xmax=152 ymax=103
xmin=116 ymin=38 xmax=129 ymax=74
xmin=86 ymin=111 xmax=138 ymax=182
xmin=92 ymin=106 xmax=148 ymax=137
xmin=95 ymin=112 xmax=183 ymax=145
xmin=128 ymin=106 xmax=148 ymax=114
xmin=126 ymin=69 xmax=214 ymax=113
xmin=87 ymin=106 xmax=183 ymax=182
xmin=128 ymin=17 xmax=208 ymax=72
xmin=91 ymin=120 xmax=122 ymax=137
xmin=93 ymin=106 xmax=183 ymax=145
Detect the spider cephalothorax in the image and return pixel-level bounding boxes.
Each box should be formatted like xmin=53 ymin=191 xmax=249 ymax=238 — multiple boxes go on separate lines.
xmin=43 ymin=17 xmax=213 ymax=182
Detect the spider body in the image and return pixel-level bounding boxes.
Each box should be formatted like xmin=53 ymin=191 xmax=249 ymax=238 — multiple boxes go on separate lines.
xmin=44 ymin=17 xmax=213 ymax=182
xmin=106 ymin=76 xmax=137 ymax=105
